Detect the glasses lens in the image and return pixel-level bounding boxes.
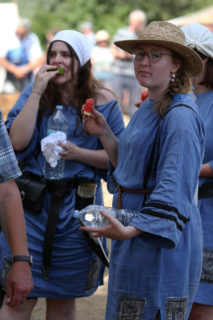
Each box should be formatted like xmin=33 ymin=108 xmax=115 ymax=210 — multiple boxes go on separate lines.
xmin=134 ymin=51 xmax=167 ymax=62
xmin=149 ymin=53 xmax=161 ymax=62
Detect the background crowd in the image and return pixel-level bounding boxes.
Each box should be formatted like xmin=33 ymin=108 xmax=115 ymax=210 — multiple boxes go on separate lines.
xmin=0 ymin=9 xmax=148 ymax=119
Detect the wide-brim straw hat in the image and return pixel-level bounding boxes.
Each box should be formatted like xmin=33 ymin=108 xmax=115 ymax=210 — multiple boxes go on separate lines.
xmin=114 ymin=21 xmax=203 ymax=76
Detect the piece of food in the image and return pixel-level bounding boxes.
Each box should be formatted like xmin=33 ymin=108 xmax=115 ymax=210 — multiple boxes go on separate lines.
xmin=57 ymin=67 xmax=65 ymax=75
xmin=47 ymin=67 xmax=65 ymax=75
xmin=82 ymin=98 xmax=94 ymax=116
xmin=141 ymin=91 xmax=149 ymax=102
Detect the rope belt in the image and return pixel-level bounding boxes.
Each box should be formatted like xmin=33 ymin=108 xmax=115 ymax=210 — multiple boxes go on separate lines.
xmin=117 ymin=185 xmax=152 ymax=209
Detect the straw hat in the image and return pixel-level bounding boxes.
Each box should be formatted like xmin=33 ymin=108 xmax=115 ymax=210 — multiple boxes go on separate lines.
xmin=114 ymin=21 xmax=203 ymax=76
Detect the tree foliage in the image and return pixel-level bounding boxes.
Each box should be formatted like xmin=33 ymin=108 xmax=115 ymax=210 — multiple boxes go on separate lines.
xmin=10 ymin=0 xmax=213 ymax=47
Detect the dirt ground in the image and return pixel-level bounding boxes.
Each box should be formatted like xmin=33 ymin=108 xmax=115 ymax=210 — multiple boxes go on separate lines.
xmin=0 ymin=93 xmax=129 ymax=320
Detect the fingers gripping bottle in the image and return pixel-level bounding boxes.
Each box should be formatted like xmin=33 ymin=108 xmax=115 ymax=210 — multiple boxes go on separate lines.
xmin=73 ymin=205 xmax=138 ymax=227
xmin=43 ymin=105 xmax=68 ymax=180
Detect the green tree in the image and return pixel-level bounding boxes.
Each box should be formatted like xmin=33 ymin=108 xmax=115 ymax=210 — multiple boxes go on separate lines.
xmin=13 ymin=0 xmax=213 ymax=47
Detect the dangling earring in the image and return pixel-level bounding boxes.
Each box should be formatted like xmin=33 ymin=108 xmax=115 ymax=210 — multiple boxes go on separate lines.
xmin=171 ymin=73 xmax=176 ymax=82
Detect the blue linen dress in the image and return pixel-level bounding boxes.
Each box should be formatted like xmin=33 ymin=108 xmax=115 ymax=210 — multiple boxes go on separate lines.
xmin=193 ymin=90 xmax=213 ymax=305
xmin=0 ymin=83 xmax=125 ymax=298
xmin=106 ymin=93 xmax=205 ymax=319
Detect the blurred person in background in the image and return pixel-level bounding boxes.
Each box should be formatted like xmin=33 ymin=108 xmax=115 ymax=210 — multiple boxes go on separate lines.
xmin=91 ymin=30 xmax=115 ymax=88
xmin=111 ymin=9 xmax=147 ymax=117
xmin=182 ymin=23 xmax=213 ymax=320
xmin=0 ymin=17 xmax=43 ymax=93
xmin=79 ymin=21 xmax=96 ymax=46
xmin=45 ymin=27 xmax=60 ymax=50
xmin=39 ymin=26 xmax=61 ymax=66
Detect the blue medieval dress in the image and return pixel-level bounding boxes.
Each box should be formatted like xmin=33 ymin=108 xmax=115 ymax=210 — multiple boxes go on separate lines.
xmin=106 ymin=93 xmax=205 ymax=319
xmin=193 ymin=90 xmax=213 ymax=305
xmin=0 ymin=83 xmax=125 ymax=298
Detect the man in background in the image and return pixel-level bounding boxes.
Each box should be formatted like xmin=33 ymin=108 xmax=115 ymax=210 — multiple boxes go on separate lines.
xmin=79 ymin=21 xmax=96 ymax=46
xmin=0 ymin=18 xmax=43 ymax=93
xmin=111 ymin=9 xmax=147 ymax=117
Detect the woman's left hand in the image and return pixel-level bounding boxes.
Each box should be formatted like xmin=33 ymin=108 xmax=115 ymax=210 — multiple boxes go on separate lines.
xmin=59 ymin=141 xmax=80 ymax=161
xmin=80 ymin=210 xmax=142 ymax=240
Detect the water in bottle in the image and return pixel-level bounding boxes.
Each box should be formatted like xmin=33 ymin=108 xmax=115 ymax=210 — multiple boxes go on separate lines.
xmin=43 ymin=105 xmax=68 ymax=180
xmin=73 ymin=205 xmax=138 ymax=227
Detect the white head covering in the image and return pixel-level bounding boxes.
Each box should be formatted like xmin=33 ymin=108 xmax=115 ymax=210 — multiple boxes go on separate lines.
xmin=181 ymin=24 xmax=213 ymax=58
xmin=51 ymin=30 xmax=93 ymax=66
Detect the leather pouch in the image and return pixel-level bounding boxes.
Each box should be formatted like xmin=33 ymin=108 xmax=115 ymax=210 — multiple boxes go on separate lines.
xmin=15 ymin=172 xmax=47 ymax=213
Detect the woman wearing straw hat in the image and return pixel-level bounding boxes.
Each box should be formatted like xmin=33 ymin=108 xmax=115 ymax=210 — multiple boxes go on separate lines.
xmin=82 ymin=21 xmax=205 ymax=319
xmin=181 ymin=23 xmax=213 ymax=320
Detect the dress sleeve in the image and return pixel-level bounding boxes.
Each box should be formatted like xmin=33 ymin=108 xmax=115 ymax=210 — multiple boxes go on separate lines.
xmin=5 ymin=83 xmax=40 ymax=162
xmin=130 ymin=106 xmax=205 ymax=248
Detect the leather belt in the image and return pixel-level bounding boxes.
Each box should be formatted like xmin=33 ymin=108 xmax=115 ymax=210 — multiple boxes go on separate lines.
xmin=116 ymin=185 xmax=152 ymax=209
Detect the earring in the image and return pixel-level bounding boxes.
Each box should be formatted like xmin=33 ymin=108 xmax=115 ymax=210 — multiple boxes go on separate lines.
xmin=171 ymin=73 xmax=176 ymax=82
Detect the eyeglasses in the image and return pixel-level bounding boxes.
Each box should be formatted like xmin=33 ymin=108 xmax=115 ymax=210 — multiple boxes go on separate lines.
xmin=134 ymin=51 xmax=171 ymax=62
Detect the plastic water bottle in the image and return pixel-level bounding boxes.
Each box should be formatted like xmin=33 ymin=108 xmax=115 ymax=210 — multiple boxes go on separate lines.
xmin=43 ymin=105 xmax=68 ymax=180
xmin=73 ymin=205 xmax=138 ymax=227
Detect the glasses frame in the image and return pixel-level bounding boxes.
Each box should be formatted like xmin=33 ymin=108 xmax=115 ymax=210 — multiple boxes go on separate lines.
xmin=133 ymin=50 xmax=171 ymax=63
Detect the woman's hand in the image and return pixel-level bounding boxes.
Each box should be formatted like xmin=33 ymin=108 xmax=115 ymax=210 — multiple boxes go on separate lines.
xmin=80 ymin=210 xmax=142 ymax=240
xmin=59 ymin=141 xmax=81 ymax=161
xmin=32 ymin=65 xmax=59 ymax=96
xmin=83 ymin=108 xmax=119 ymax=168
xmin=82 ymin=109 xmax=110 ymax=138
xmin=59 ymin=141 xmax=109 ymax=169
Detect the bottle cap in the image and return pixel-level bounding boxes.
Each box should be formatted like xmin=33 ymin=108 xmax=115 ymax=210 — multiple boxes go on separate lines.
xmin=73 ymin=210 xmax=79 ymax=218
xmin=56 ymin=105 xmax=63 ymax=110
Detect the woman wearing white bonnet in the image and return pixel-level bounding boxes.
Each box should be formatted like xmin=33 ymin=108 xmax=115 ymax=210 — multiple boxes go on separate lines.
xmin=182 ymin=24 xmax=213 ymax=320
xmin=0 ymin=30 xmax=124 ymax=319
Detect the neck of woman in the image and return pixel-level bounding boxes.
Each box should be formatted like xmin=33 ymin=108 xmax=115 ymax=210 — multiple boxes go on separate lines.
xmin=58 ymin=83 xmax=73 ymax=105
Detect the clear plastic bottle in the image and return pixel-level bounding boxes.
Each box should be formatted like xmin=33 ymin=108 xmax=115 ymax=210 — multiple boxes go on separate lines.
xmin=73 ymin=205 xmax=138 ymax=227
xmin=43 ymin=105 xmax=68 ymax=180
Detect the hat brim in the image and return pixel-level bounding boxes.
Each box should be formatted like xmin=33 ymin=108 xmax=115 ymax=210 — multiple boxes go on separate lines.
xmin=114 ymin=39 xmax=203 ymax=77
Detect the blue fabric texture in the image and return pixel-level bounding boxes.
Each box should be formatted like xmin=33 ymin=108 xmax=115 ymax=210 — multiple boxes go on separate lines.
xmin=106 ymin=93 xmax=205 ymax=319
xmin=0 ymin=83 xmax=125 ymax=298
xmin=193 ymin=90 xmax=213 ymax=305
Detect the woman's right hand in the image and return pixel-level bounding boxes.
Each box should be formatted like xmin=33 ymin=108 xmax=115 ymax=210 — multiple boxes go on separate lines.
xmin=82 ymin=108 xmax=109 ymax=138
xmin=83 ymin=108 xmax=119 ymax=168
xmin=32 ymin=65 xmax=59 ymax=96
